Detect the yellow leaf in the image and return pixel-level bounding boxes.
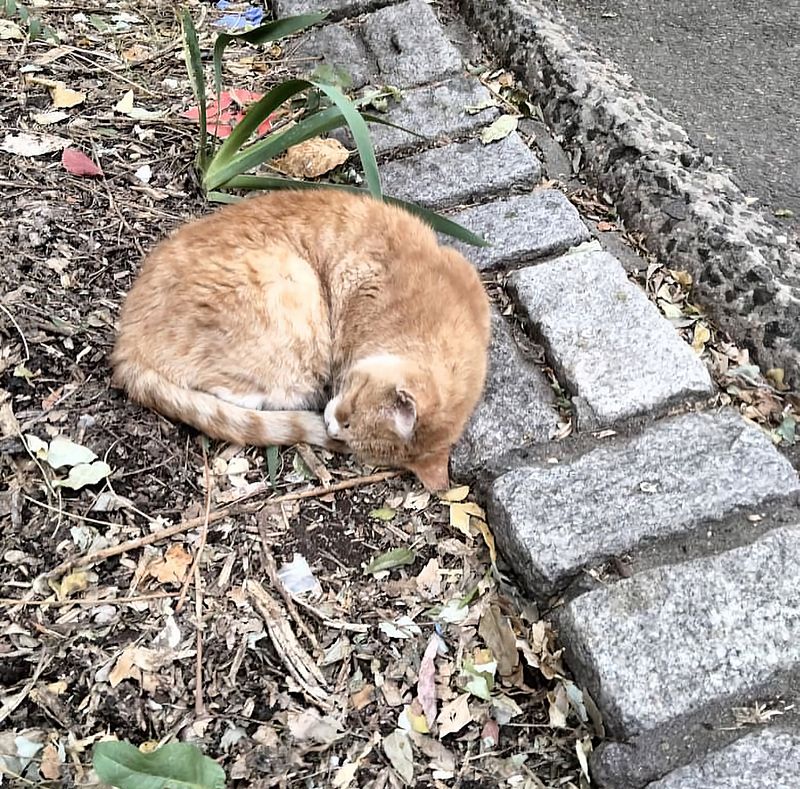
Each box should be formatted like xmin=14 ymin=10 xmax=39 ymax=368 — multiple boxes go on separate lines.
xmin=273 ymin=138 xmax=350 ymax=178
xmin=54 ymin=570 xmax=89 ymax=600
xmin=692 ymin=323 xmax=711 ymax=353
xmin=50 ymin=82 xmax=86 ymax=109
xmin=668 ymin=269 xmax=693 ymax=287
xmin=406 ymin=704 xmax=430 ymax=733
xmin=438 ymin=485 xmax=470 ymax=502
xmin=472 ymin=518 xmax=497 ymax=564
xmin=449 ymin=502 xmax=486 ymax=536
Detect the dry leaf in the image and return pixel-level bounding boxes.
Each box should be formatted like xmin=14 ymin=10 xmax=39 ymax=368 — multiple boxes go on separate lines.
xmin=383 ymin=729 xmax=414 ymax=784
xmin=692 ymin=323 xmax=710 ymax=353
xmin=287 ymin=709 xmax=343 ymax=746
xmin=273 ymin=138 xmax=349 ymax=178
xmin=417 ymin=633 xmax=440 ymax=728
xmin=114 ymin=89 xmax=162 ymax=120
xmin=472 ymin=518 xmax=497 ymax=564
xmin=1 ymin=132 xmax=69 ymax=156
xmin=449 ymin=501 xmax=485 ymax=535
xmin=50 ymin=82 xmax=86 ymax=108
xmin=62 ymin=148 xmax=104 ymax=177
xmin=480 ymin=114 xmax=518 ymax=144
xmin=55 ymin=570 xmax=90 ymax=600
xmin=415 ymin=557 xmax=441 ymax=599
xmin=479 ymin=605 xmax=519 ymax=678
xmin=108 ymin=647 xmax=139 ymax=687
xmin=351 ymin=684 xmax=375 ymax=710
xmin=437 ymin=693 xmax=472 ymax=738
xmin=31 ymin=110 xmax=70 ymax=125
xmin=39 ymin=742 xmax=62 ymax=781
xmin=439 ymin=485 xmax=470 ymax=502
xmin=547 ymin=683 xmax=569 ymax=728
xmin=147 ymin=544 xmax=192 ymax=586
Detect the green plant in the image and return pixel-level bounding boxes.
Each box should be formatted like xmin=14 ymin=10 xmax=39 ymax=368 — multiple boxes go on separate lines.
xmin=93 ymin=740 xmax=225 ymax=789
xmin=1 ymin=0 xmax=57 ymax=41
xmin=181 ymin=9 xmax=486 ymax=246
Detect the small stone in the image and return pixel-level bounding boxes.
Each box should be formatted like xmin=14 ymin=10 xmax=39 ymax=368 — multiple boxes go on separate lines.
xmin=362 ymin=0 xmax=463 ymax=88
xmin=380 ymin=133 xmax=541 ymax=209
xmin=508 ymin=249 xmax=713 ymax=425
xmin=334 ymin=76 xmax=498 ymax=156
xmin=487 ymin=410 xmax=800 ymax=596
xmin=560 ymin=528 xmax=800 ymax=784
xmin=446 ymin=190 xmax=590 ymax=271
xmin=646 ymin=728 xmax=800 ymax=788
xmin=451 ymin=310 xmax=558 ymax=479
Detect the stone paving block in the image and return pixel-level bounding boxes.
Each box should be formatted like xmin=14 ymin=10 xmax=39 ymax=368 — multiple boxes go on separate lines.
xmin=295 ymin=0 xmax=462 ymax=90
xmin=508 ymin=250 xmax=713 ymax=426
xmin=334 ymin=76 xmax=498 ymax=156
xmin=487 ymin=410 xmax=800 ymax=596
xmin=273 ymin=0 xmax=400 ymax=22
xmin=295 ymin=22 xmax=375 ymax=89
xmin=380 ymin=133 xmax=541 ymax=209
xmin=446 ymin=190 xmax=590 ymax=272
xmin=451 ymin=310 xmax=558 ymax=479
xmin=646 ymin=727 xmax=800 ymax=789
xmin=362 ymin=0 xmax=463 ymax=88
xmin=560 ymin=529 xmax=800 ymax=782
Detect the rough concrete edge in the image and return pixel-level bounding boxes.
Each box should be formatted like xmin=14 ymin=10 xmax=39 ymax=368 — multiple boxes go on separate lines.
xmin=459 ymin=0 xmax=800 ymax=387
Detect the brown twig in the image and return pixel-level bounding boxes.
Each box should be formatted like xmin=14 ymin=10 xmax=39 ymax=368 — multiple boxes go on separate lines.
xmin=0 ymin=591 xmax=179 ymax=608
xmin=43 ymin=470 xmax=400 ymax=580
xmin=257 ymin=511 xmax=321 ymax=654
xmin=176 ymin=450 xmax=212 ymax=615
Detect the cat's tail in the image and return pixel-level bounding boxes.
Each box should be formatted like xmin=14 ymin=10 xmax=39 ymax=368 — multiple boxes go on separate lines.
xmin=111 ymin=362 xmax=341 ymax=451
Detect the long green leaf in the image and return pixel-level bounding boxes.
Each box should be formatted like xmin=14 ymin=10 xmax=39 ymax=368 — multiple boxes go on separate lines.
xmin=221 ymin=177 xmax=487 ymax=246
xmin=181 ymin=9 xmax=209 ymax=172
xmin=360 ymin=112 xmax=426 ymax=140
xmin=212 ymin=13 xmax=328 ymax=99
xmin=310 ymin=80 xmax=382 ymax=199
xmin=204 ymin=105 xmax=347 ymax=191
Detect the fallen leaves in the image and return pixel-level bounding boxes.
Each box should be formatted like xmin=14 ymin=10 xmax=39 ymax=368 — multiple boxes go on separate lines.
xmin=24 ymin=433 xmax=111 ymax=490
xmin=182 ymin=90 xmax=273 ymax=139
xmin=115 ymin=89 xmax=163 ymax=121
xmin=61 ymin=147 xmax=103 ymax=177
xmin=480 ymin=113 xmax=518 ymax=144
xmin=436 ymin=693 xmax=472 ymax=737
xmin=147 ymin=544 xmax=192 ymax=586
xmin=0 ymin=132 xmax=68 ymax=156
xmin=273 ymin=138 xmax=350 ymax=178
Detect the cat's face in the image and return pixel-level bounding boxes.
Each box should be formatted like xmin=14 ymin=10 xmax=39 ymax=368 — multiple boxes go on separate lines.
xmin=323 ymin=362 xmax=453 ymax=491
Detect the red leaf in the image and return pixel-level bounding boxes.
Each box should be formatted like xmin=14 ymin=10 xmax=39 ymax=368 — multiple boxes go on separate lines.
xmin=61 ymin=148 xmax=103 ymax=177
xmin=228 ymin=88 xmax=263 ymax=106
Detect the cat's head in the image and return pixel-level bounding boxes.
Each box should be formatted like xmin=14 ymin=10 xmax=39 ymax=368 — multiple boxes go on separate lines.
xmin=324 ymin=354 xmax=467 ymax=491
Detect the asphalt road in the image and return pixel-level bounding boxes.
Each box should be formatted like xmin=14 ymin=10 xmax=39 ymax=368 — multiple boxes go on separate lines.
xmin=546 ymin=0 xmax=800 ymax=233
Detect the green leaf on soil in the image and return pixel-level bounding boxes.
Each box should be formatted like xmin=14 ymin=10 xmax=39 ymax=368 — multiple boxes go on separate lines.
xmin=364 ymin=547 xmax=415 ymax=574
xmin=775 ymin=414 xmax=796 ymax=444
xmin=93 ymin=740 xmax=225 ymax=789
xmin=368 ymin=507 xmax=396 ymax=521
xmin=265 ymin=445 xmax=280 ymax=487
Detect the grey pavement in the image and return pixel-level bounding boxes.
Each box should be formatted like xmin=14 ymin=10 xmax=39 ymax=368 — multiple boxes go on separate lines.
xmin=273 ymin=1 xmax=800 ymax=785
xmin=545 ymin=0 xmax=800 ymax=234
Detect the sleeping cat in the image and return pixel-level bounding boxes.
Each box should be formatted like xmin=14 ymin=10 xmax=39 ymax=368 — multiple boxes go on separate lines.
xmin=111 ymin=190 xmax=491 ymax=490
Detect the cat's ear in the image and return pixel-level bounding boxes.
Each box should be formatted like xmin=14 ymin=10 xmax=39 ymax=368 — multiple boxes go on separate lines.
xmin=408 ymin=450 xmax=450 ymax=492
xmin=392 ymin=388 xmax=417 ymax=440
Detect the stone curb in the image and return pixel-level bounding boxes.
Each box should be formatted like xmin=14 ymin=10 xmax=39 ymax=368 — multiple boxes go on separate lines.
xmin=460 ymin=0 xmax=800 ymax=386
xmin=558 ymin=527 xmax=800 ymax=786
xmin=487 ymin=410 xmax=800 ymax=597
xmin=508 ymin=249 xmax=713 ymax=426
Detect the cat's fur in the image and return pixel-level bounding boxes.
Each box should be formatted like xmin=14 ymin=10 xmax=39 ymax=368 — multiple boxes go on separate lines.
xmin=111 ymin=191 xmax=491 ymax=490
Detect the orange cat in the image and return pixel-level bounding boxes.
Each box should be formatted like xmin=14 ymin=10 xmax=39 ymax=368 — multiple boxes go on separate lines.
xmin=111 ymin=191 xmax=490 ymax=490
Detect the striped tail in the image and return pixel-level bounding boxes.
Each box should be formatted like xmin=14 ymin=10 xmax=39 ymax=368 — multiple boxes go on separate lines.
xmin=112 ymin=362 xmax=340 ymax=451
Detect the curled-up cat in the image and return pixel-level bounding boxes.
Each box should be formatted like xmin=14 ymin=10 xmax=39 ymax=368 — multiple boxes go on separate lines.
xmin=111 ymin=190 xmax=491 ymax=490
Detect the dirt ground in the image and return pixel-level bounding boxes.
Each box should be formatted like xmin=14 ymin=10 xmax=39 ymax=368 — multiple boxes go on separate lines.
xmin=0 ymin=2 xmax=595 ymax=786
